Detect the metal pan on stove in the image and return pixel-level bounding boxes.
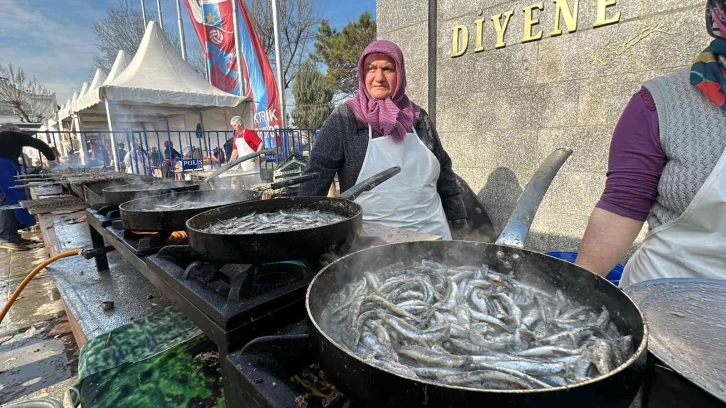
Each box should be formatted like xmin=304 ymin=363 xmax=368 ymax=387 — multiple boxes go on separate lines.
xmin=305 ymin=149 xmax=648 ymax=408
xmin=185 ymin=167 xmax=401 ymax=264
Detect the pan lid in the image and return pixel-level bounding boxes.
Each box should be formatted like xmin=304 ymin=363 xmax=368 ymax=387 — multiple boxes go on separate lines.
xmin=625 ymin=278 xmax=726 ymax=402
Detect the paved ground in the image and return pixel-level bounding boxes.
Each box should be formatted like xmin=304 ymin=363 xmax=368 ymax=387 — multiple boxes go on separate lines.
xmin=0 ymin=232 xmax=78 ymax=407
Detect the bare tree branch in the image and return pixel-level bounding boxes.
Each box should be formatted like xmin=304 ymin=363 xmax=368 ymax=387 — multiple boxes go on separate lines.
xmin=0 ymin=63 xmax=55 ymax=123
xmin=244 ymin=0 xmax=320 ymax=89
xmin=93 ymin=0 xmax=207 ymax=79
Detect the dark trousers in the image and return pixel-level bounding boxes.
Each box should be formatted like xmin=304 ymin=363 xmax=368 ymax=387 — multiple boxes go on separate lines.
xmin=0 ymin=193 xmax=19 ymax=243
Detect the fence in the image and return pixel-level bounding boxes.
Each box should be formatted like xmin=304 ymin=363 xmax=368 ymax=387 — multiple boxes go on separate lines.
xmin=26 ymin=128 xmax=319 ymax=180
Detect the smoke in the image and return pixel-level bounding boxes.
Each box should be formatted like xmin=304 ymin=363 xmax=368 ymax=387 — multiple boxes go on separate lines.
xmin=126 ymin=189 xmax=254 ymax=212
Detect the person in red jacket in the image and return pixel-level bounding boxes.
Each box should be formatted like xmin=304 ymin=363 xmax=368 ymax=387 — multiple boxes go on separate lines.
xmin=228 ymin=116 xmax=263 ymax=187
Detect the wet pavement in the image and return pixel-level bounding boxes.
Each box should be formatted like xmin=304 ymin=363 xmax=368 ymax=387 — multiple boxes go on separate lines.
xmin=0 ymin=233 xmax=79 ymax=407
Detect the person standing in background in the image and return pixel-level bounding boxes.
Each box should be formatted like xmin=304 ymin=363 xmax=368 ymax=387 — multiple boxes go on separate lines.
xmin=161 ymin=140 xmax=181 ymax=179
xmin=124 ymin=143 xmax=150 ymax=175
xmin=228 ymin=116 xmax=263 ymax=188
xmin=0 ymin=129 xmax=56 ymax=250
xmin=576 ymin=0 xmax=726 ymax=287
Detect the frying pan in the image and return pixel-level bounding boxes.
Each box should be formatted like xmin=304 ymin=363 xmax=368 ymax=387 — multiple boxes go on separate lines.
xmin=625 ymin=278 xmax=726 ymax=404
xmin=102 ymin=180 xmax=202 ymax=206
xmin=185 ymin=166 xmax=401 ymax=264
xmin=305 ymin=148 xmax=648 ymax=408
xmin=102 ymin=152 xmax=266 ymax=206
xmin=119 ymin=189 xmax=262 ymax=232
xmin=118 ymin=173 xmax=321 ymax=232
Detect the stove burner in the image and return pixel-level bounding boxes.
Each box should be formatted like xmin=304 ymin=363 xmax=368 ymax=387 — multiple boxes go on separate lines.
xmin=225 ymin=320 xmax=364 ymax=408
xmin=181 ymin=257 xmax=310 ymax=306
xmin=97 ymin=204 xmax=119 ymax=219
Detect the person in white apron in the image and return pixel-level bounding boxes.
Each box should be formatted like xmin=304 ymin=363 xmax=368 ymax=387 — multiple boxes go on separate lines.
xmin=354 ymin=124 xmax=452 ymax=240
xmin=297 ymin=40 xmax=468 ymax=239
xmin=576 ymin=4 xmax=726 ymax=286
xmin=229 ymin=116 xmax=262 ymax=189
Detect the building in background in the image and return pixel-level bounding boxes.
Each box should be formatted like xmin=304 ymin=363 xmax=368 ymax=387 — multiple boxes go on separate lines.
xmin=376 ymin=0 xmax=710 ymax=251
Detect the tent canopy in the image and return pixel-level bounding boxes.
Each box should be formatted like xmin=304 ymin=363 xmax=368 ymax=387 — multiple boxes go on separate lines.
xmin=74 ymin=22 xmax=245 ymax=111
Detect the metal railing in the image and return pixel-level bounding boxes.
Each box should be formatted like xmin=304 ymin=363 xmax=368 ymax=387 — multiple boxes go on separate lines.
xmin=25 ymin=129 xmax=319 ymax=180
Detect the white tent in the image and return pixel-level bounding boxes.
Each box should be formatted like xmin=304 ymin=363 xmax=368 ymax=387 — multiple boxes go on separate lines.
xmin=104 ymin=50 xmax=129 ymax=85
xmin=68 ymin=21 xmax=251 ymax=169
xmin=79 ymin=82 xmax=89 ymax=98
xmin=72 ymin=68 xmax=108 ymax=113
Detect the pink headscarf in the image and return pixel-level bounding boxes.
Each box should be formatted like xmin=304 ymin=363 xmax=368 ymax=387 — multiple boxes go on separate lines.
xmin=346 ymin=40 xmax=420 ymax=142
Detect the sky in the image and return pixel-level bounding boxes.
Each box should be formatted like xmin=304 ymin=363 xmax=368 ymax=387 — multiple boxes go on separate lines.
xmin=0 ymin=0 xmax=375 ymax=104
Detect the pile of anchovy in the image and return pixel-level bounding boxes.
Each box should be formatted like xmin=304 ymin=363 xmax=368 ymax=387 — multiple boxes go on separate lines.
xmin=321 ymin=260 xmax=633 ymax=390
xmin=204 ymin=209 xmax=346 ymax=234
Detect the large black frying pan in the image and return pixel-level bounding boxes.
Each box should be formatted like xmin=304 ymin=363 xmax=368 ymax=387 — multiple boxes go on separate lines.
xmin=102 ymin=180 xmax=202 ymax=206
xmin=305 ymin=148 xmax=648 ymax=408
xmin=118 ymin=173 xmax=321 ymax=232
xmin=102 ymin=151 xmax=267 ymax=206
xmin=185 ymin=166 xmax=401 ymax=264
xmin=119 ymin=189 xmax=262 ymax=232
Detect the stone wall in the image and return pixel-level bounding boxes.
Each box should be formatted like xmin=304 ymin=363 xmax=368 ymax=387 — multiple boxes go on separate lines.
xmin=377 ymin=0 xmax=711 ymax=251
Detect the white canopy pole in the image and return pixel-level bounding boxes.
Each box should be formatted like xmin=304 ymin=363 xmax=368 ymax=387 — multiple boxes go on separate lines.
xmin=175 ymin=0 xmax=187 ymax=60
xmin=140 ymin=0 xmax=147 ymax=27
xmin=105 ymin=101 xmax=120 ymax=171
xmin=231 ymin=0 xmax=246 ymax=96
xmin=271 ymin=0 xmax=286 ymax=128
xmin=73 ymin=114 xmax=88 ymax=165
xmin=156 ymin=0 xmax=164 ymax=29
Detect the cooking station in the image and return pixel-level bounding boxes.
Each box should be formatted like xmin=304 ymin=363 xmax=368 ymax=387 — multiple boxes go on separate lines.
xmin=26 ymin=164 xmax=726 ymax=408
xmin=81 ymin=191 xmax=440 ymax=403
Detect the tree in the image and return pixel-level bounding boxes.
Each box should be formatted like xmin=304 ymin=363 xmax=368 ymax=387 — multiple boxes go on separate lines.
xmin=291 ymin=61 xmax=332 ymax=129
xmin=0 ymin=63 xmax=55 ymax=123
xmin=244 ymin=0 xmax=320 ymax=89
xmin=313 ymin=13 xmax=376 ymax=96
xmin=93 ymin=0 xmax=207 ymax=79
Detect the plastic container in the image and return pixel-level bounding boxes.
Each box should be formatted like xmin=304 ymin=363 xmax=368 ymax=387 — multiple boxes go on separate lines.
xmin=545 ymin=251 xmax=623 ymax=286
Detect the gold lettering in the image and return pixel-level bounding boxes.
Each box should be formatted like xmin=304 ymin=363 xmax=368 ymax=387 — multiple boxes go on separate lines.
xmin=551 ymin=0 xmax=579 ymax=36
xmin=522 ymin=3 xmax=544 ymax=43
xmin=474 ymin=10 xmax=485 ymax=52
xmin=593 ymin=0 xmax=621 ymax=28
xmin=491 ymin=11 xmax=514 ymax=49
xmin=451 ymin=24 xmax=469 ymax=58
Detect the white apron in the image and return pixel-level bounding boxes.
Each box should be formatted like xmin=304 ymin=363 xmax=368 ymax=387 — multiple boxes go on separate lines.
xmin=234 ymin=132 xmax=262 ymax=188
xmin=353 ymin=125 xmax=452 ymax=240
xmin=620 ymin=144 xmax=726 ymax=288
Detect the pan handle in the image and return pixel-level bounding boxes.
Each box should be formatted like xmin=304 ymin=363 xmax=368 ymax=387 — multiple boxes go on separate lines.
xmin=203 ymin=149 xmax=273 ymax=183
xmin=268 ymin=172 xmax=321 ymax=190
xmin=339 ymin=166 xmax=401 ymax=201
xmin=494 ymin=148 xmax=572 ymax=249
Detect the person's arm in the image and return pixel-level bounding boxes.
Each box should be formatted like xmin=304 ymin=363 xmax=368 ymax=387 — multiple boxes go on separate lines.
xmin=418 ymin=109 xmax=467 ymax=223
xmin=298 ymin=108 xmax=346 ymax=196
xmin=576 ymin=208 xmax=645 ymax=276
xmin=576 ymin=89 xmax=666 ymax=276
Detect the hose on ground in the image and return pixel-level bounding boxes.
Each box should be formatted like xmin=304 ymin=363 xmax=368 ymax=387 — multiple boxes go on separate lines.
xmin=0 ymin=249 xmax=81 ymax=325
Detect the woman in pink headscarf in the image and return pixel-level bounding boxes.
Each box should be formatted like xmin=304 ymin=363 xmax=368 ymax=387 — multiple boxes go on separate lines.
xmin=299 ymin=40 xmax=467 ymax=240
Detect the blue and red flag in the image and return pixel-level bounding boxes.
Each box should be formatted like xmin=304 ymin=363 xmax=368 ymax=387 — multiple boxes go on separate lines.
xmin=184 ymin=0 xmax=282 ymax=131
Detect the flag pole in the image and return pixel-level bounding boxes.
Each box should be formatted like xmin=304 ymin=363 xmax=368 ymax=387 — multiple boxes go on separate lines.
xmin=175 ymin=0 xmax=187 ymax=60
xmin=140 ymin=0 xmax=148 ymax=27
xmin=271 ymin=0 xmax=286 ymax=128
xmin=231 ymin=0 xmax=246 ymax=96
xmin=156 ymin=0 xmax=164 ymax=29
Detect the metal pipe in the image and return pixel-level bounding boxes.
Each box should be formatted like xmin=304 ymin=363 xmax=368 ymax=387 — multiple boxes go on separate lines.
xmin=156 ymin=0 xmax=164 ymax=29
xmin=231 ymin=0 xmax=246 ymax=95
xmin=140 ymin=0 xmax=148 ymax=27
xmin=175 ymin=0 xmax=187 ymax=60
xmin=271 ymin=0 xmax=286 ymax=128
